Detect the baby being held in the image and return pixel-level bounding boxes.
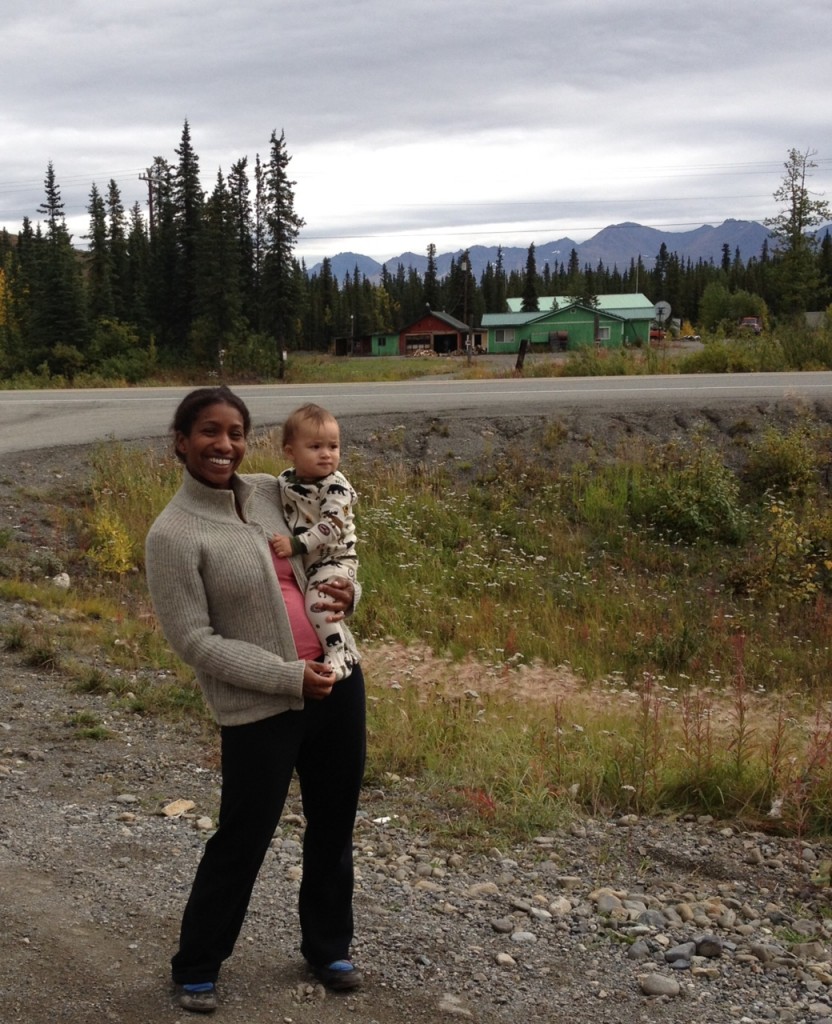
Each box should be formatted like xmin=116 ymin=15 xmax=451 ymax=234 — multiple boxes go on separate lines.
xmin=271 ymin=404 xmax=358 ymax=681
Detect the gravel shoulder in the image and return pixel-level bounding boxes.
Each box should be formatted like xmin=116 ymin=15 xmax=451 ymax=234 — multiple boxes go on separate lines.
xmin=2 ymin=405 xmax=832 ymax=1024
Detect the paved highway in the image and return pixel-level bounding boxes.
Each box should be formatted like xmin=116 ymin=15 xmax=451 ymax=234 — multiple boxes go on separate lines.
xmin=2 ymin=371 xmax=832 ymax=455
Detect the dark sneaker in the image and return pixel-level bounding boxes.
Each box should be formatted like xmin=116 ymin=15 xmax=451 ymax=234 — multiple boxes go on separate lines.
xmin=176 ymin=982 xmax=218 ymax=1013
xmin=311 ymin=959 xmax=363 ymax=991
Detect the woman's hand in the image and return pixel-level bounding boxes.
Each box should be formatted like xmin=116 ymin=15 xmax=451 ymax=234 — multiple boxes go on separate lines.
xmin=302 ymin=660 xmax=337 ymax=700
xmin=311 ymin=578 xmax=355 ymax=622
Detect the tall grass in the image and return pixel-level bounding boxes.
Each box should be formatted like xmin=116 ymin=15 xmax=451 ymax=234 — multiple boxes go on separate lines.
xmin=350 ymin=436 xmax=832 ymax=696
xmin=0 ymin=351 xmax=465 ymax=389
xmin=280 ymin=353 xmax=461 ymax=384
xmin=365 ymin=668 xmax=832 ymax=840
xmin=12 ymin=414 xmax=832 ymax=839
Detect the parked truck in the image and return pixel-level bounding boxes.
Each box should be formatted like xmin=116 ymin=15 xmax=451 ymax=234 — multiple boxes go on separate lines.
xmin=738 ymin=316 xmax=763 ymax=335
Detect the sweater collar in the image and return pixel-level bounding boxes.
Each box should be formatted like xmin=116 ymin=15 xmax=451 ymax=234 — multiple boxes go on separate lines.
xmin=179 ymin=469 xmax=257 ymax=520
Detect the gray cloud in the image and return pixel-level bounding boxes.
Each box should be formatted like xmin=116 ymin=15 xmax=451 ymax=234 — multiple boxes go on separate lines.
xmin=2 ymin=0 xmax=830 ymax=260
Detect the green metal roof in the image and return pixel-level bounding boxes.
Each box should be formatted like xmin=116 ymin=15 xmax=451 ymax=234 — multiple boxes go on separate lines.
xmin=481 ymin=312 xmax=542 ymax=326
xmin=484 ymin=298 xmax=649 ymax=328
xmin=603 ymin=307 xmax=653 ymax=321
xmin=505 ymin=293 xmax=655 ymax=314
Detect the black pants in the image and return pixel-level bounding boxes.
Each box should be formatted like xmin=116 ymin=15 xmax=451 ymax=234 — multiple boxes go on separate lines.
xmin=171 ymin=665 xmax=366 ymax=985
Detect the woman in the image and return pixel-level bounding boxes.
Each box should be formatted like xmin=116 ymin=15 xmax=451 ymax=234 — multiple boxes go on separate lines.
xmin=145 ymin=386 xmax=366 ymax=1014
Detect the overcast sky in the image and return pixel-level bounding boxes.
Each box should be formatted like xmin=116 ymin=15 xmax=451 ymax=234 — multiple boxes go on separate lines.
xmin=3 ymin=0 xmax=830 ymax=264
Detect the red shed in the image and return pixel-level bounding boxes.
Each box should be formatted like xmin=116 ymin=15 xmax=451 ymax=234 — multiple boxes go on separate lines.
xmin=397 ymin=309 xmax=471 ymax=355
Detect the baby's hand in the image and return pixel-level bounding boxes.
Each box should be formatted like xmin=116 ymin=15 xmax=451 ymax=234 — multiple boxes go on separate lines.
xmin=271 ymin=534 xmax=294 ymax=559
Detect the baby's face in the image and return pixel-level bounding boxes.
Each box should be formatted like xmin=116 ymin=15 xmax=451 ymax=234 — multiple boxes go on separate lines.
xmin=285 ymin=419 xmax=341 ymax=480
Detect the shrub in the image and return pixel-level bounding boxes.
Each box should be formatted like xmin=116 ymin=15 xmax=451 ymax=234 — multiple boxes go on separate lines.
xmin=88 ymin=318 xmax=156 ymax=384
xmin=87 ymin=505 xmax=135 ymax=575
xmin=731 ymin=496 xmax=832 ymax=601
xmin=2 ymin=623 xmax=27 ymax=651
xmin=629 ymin=440 xmax=747 ymax=544
xmin=560 ymin=347 xmax=643 ymax=377
xmin=50 ymin=343 xmax=86 ymax=380
xmin=677 ymin=339 xmax=761 ymax=374
xmin=23 ymin=640 xmax=62 ymax=671
xmin=777 ymin=322 xmax=832 ymax=370
xmin=744 ymin=423 xmax=828 ymax=499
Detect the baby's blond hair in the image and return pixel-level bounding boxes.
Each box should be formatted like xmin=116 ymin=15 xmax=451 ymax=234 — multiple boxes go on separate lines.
xmin=281 ymin=403 xmax=338 ymax=446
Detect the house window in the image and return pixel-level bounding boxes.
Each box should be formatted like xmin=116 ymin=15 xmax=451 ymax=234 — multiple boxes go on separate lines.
xmin=378 ymin=337 xmax=386 ymax=346
xmin=597 ymin=326 xmax=610 ymax=341
xmin=495 ymin=328 xmax=515 ymax=345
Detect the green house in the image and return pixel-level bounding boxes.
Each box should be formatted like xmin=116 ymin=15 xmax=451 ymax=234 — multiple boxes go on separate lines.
xmin=481 ymin=294 xmax=656 ymax=352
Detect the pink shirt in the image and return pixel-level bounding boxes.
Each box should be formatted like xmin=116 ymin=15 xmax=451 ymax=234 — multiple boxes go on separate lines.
xmin=270 ymin=550 xmax=323 ymax=661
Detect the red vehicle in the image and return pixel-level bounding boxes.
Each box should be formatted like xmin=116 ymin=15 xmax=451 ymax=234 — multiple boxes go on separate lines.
xmin=738 ymin=316 xmax=763 ymax=335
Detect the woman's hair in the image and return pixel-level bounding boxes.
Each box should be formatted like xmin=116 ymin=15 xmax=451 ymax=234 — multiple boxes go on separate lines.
xmin=281 ymin=403 xmax=337 ymax=446
xmin=171 ymin=387 xmax=252 ymax=461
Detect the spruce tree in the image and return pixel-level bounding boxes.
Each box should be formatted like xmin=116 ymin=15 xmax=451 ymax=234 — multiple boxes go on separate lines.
xmin=124 ymin=202 xmax=151 ymax=335
xmin=403 ymin=266 xmax=424 ymax=324
xmin=192 ymin=171 xmax=245 ymax=368
xmin=443 ymin=249 xmax=475 ymax=329
xmin=480 ymin=261 xmax=496 ymax=313
xmin=260 ymin=130 xmax=305 ymax=349
xmin=85 ymin=183 xmax=114 ymax=322
xmin=0 ymin=230 xmax=24 ymax=374
xmin=146 ymin=157 xmax=179 ymax=355
xmin=818 ymin=231 xmax=832 ymax=308
xmin=227 ymin=158 xmax=256 ymax=319
xmin=31 ymin=163 xmax=87 ymax=373
xmin=6 ymin=218 xmax=37 ymax=372
xmin=521 ymin=243 xmax=539 ymax=312
xmin=106 ymin=179 xmax=128 ymax=319
xmin=765 ymin=148 xmax=832 ymax=313
xmin=252 ymin=153 xmax=267 ymax=331
xmin=172 ymin=120 xmax=204 ymax=351
xmin=565 ymin=248 xmax=582 ymax=297
xmin=37 ymin=161 xmax=65 ymax=235
xmin=424 ymin=243 xmax=439 ymax=310
xmin=314 ymin=256 xmax=339 ymax=349
xmin=494 ymin=245 xmax=507 ymax=313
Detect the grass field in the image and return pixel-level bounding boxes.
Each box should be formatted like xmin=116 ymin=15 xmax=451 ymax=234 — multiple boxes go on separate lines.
xmin=3 ymin=349 xmax=832 ymax=841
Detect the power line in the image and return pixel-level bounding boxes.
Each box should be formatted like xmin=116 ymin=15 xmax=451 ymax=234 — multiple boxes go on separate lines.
xmin=0 ymin=168 xmax=147 ymax=196
xmin=298 ymin=217 xmax=777 ymax=244
xmin=322 ymin=194 xmax=773 ymax=214
xmin=0 ymin=153 xmax=829 ymax=203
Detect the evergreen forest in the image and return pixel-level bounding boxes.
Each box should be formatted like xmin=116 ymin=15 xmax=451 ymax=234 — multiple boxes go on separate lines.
xmin=1 ymin=126 xmax=830 ymax=383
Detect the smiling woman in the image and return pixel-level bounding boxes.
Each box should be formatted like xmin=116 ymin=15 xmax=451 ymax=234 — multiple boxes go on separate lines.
xmin=144 ymin=385 xmax=367 ymax=1012
xmin=171 ymin=387 xmax=251 ymax=489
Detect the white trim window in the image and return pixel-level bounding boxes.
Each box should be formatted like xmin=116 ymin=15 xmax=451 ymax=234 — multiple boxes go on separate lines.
xmin=597 ymin=326 xmax=611 ymax=341
xmin=495 ymin=328 xmax=515 ymax=345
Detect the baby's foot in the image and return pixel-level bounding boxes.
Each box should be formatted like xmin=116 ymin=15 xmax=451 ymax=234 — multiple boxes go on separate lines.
xmin=327 ymin=655 xmax=354 ymax=682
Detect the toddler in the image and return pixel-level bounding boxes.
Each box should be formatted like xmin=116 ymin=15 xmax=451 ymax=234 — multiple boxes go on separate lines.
xmin=271 ymin=404 xmax=358 ymax=680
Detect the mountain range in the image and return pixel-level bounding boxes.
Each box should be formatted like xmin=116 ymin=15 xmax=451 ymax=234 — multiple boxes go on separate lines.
xmin=308 ymin=219 xmax=818 ymax=282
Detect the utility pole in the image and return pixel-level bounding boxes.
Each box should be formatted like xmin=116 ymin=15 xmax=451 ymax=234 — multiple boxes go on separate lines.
xmin=461 ymin=255 xmax=472 ymax=364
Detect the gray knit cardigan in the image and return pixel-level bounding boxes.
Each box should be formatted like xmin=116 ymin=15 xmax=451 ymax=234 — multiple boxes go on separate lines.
xmin=145 ymin=470 xmax=361 ymax=726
